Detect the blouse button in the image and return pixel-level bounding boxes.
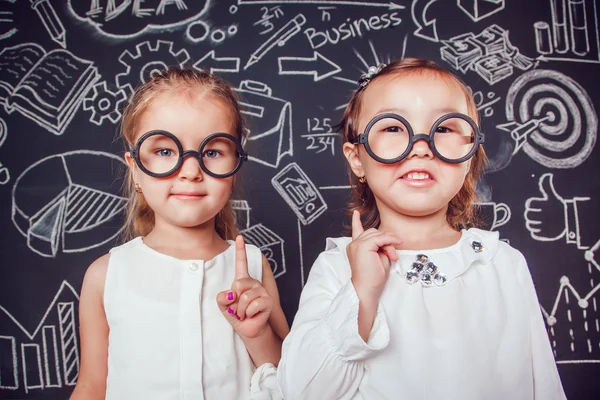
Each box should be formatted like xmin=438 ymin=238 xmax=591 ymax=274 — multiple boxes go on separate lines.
xmin=189 ymin=263 xmax=199 ymax=271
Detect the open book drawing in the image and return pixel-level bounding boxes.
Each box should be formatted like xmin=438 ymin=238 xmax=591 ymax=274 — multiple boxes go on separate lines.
xmin=0 ymin=43 xmax=99 ymax=135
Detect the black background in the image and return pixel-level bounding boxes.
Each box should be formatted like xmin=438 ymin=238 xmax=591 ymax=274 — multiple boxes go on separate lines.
xmin=0 ymin=0 xmax=599 ymax=398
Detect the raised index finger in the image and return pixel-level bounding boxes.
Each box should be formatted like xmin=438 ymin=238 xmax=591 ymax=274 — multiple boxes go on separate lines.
xmin=352 ymin=210 xmax=365 ymax=240
xmin=235 ymin=235 xmax=250 ymax=279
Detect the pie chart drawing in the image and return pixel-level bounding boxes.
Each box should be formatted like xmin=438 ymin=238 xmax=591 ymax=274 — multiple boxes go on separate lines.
xmin=11 ymin=150 xmax=127 ymax=257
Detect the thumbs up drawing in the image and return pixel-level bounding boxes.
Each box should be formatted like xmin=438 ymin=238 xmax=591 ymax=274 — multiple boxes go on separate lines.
xmin=524 ymin=173 xmax=567 ymax=241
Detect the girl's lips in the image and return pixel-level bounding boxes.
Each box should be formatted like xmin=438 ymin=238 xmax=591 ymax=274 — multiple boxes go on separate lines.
xmin=400 ymin=169 xmax=435 ymax=180
xmin=171 ymin=192 xmax=206 ymax=199
xmin=402 ymin=171 xmax=431 ymax=180
xmin=399 ymin=177 xmax=435 ymax=188
xmin=399 ymin=170 xmax=435 ymax=187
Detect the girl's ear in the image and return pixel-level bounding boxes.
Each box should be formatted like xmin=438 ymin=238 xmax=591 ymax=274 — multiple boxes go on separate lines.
xmin=343 ymin=142 xmax=365 ymax=179
xmin=464 ymin=158 xmax=472 ymax=178
xmin=125 ymin=152 xmax=138 ymax=182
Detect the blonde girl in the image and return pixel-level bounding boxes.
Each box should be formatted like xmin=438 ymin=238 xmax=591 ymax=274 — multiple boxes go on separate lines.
xmin=72 ymin=68 xmax=289 ymax=400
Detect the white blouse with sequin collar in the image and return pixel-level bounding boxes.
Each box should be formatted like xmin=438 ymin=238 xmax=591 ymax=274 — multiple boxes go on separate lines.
xmin=278 ymin=228 xmax=567 ymax=400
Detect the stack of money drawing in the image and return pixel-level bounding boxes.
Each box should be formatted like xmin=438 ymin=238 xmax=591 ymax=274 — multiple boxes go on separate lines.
xmin=440 ymin=24 xmax=535 ymax=85
xmin=474 ymin=55 xmax=513 ymax=85
xmin=440 ymin=32 xmax=483 ymax=73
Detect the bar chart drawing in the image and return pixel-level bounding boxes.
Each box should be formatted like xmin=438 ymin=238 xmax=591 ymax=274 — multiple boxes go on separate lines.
xmin=535 ymin=0 xmax=600 ymax=63
xmin=0 ymin=281 xmax=80 ymax=394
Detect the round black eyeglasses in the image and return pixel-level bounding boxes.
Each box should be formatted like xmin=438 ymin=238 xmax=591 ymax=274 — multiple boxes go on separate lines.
xmin=351 ymin=112 xmax=484 ymax=164
xmin=130 ymin=130 xmax=248 ymax=178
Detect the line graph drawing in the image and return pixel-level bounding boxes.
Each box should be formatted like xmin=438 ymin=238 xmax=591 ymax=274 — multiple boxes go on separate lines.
xmin=116 ymin=40 xmax=191 ymax=96
xmin=498 ymin=69 xmax=597 ymax=169
xmin=0 ymin=281 xmax=80 ymax=393
xmin=542 ymin=271 xmax=600 ymax=362
xmin=0 ymin=43 xmax=100 ymax=135
xmin=67 ymin=0 xmax=210 ymax=39
xmin=235 ymin=80 xmax=293 ymax=168
xmin=585 ymin=239 xmax=600 ymax=271
xmin=12 ymin=151 xmax=127 ymax=258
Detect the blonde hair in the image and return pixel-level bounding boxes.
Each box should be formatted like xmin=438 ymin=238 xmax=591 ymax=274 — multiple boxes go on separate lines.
xmin=339 ymin=58 xmax=487 ymax=231
xmin=120 ymin=67 xmax=246 ymax=241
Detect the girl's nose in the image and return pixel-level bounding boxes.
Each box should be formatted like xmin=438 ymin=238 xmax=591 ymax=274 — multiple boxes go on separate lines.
xmin=178 ymin=155 xmax=203 ymax=181
xmin=408 ymin=136 xmax=433 ymax=159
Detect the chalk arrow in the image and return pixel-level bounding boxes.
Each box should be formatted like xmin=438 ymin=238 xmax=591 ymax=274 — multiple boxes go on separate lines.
xmin=411 ymin=0 xmax=439 ymax=42
xmin=194 ymin=50 xmax=240 ymax=74
xmin=497 ymin=117 xmax=549 ymax=155
xmin=278 ymin=51 xmax=341 ymax=82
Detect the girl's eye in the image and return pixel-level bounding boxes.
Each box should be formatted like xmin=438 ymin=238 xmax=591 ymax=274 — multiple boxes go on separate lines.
xmin=383 ymin=125 xmax=403 ymax=133
xmin=436 ymin=126 xmax=454 ymax=134
xmin=156 ymin=148 xmax=175 ymax=157
xmin=203 ymin=150 xmax=221 ymax=159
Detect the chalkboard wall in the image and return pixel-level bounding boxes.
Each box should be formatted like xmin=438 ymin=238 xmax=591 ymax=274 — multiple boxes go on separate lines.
xmin=1 ymin=0 xmax=599 ymax=398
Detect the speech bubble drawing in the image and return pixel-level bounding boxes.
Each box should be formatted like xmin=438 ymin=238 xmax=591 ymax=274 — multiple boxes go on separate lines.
xmin=68 ymin=0 xmax=211 ymax=39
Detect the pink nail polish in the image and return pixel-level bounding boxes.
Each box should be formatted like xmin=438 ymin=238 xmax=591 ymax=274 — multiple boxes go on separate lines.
xmin=227 ymin=307 xmax=235 ymax=315
xmin=227 ymin=291 xmax=233 ymax=301
xmin=235 ymin=314 xmax=241 ymax=320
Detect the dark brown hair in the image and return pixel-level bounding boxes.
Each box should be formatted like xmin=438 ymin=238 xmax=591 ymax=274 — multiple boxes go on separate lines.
xmin=121 ymin=67 xmax=246 ymax=240
xmin=339 ymin=58 xmax=487 ymax=230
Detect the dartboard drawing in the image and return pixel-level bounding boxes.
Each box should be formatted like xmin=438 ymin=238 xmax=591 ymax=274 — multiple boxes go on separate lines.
xmin=504 ymin=69 xmax=597 ymax=169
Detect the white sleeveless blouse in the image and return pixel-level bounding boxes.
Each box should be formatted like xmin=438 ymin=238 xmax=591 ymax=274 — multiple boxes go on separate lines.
xmin=104 ymin=237 xmax=280 ymax=399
